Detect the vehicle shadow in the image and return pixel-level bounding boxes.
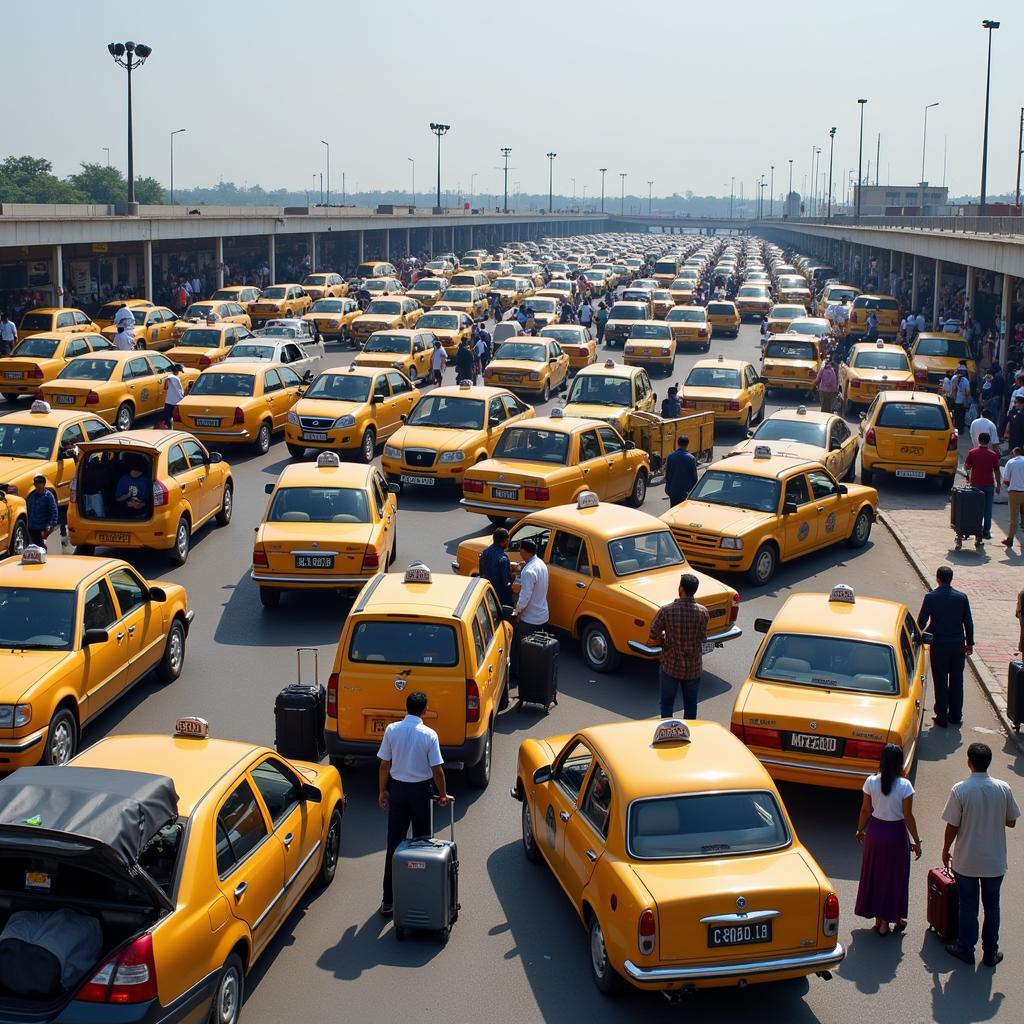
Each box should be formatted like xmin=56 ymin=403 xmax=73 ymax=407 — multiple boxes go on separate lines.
xmin=778 ymin=783 xmax=862 ymax=882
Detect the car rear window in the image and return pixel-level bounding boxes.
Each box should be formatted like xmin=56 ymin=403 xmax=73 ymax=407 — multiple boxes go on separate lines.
xmin=348 ymin=621 xmax=458 ymax=666
xmin=756 ymin=633 xmax=898 ymax=694
xmin=876 ymin=402 xmax=949 ymax=430
xmin=628 ymin=792 xmax=790 ymax=859
xmin=19 ymin=314 xmax=52 ymax=332
xmin=915 ymin=337 xmax=970 ymax=359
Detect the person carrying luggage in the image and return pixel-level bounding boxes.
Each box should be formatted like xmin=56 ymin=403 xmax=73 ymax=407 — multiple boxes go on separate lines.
xmin=962 ymin=432 xmax=1001 ymax=542
xmin=510 ymin=537 xmax=548 ymax=683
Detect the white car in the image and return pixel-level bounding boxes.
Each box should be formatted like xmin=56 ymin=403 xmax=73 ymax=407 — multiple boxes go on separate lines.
xmin=224 ymin=336 xmax=324 ymax=380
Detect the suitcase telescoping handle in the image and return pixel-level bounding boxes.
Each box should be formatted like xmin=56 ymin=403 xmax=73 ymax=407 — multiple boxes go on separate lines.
xmin=430 ymin=796 xmax=455 ymax=842
xmin=296 ymin=647 xmax=319 ymax=687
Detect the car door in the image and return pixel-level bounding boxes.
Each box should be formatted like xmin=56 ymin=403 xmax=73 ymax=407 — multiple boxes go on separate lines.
xmin=501 ymin=393 xmax=530 ymax=428
xmin=535 ymin=739 xmax=594 ymax=876
xmin=383 ymin=372 xmax=417 ymax=438
xmin=107 ymin=565 xmax=164 ymax=682
xmin=370 ymin=470 xmax=395 ymax=556
xmin=144 ymin=310 xmax=163 ymax=350
xmin=53 ymin=422 xmax=85 ymax=506
xmin=181 ymin=438 xmax=219 ymax=522
xmin=548 ymin=341 xmax=568 ymax=388
xmin=120 ymin=356 xmax=153 ymax=414
xmin=276 ymin=365 xmax=305 ymax=422
xmin=261 ymin=369 xmax=286 ymax=429
xmin=902 ymin=611 xmax=928 ymax=744
xmin=469 ymin=597 xmax=503 ymax=711
xmin=597 ymin=426 xmax=631 ymax=499
xmin=781 ymin=472 xmax=818 ymax=558
xmin=545 ymin=530 xmax=593 ymax=632
xmin=413 ymin=333 xmax=433 ymax=378
xmin=215 ymin=777 xmax=287 ymax=957
xmin=636 ymin=370 xmax=656 ymax=412
xmin=826 ymin=417 xmax=854 ymax=479
xmin=577 ymin=428 xmax=608 ymax=496
xmin=78 ymin=577 xmax=130 ymax=719
xmin=561 ymin=761 xmax=611 ymax=903
xmin=808 ymin=468 xmax=850 ymax=546
xmin=745 ymin=364 xmax=766 ymax=417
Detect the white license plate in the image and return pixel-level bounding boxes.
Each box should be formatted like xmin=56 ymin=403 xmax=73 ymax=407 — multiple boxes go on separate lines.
xmin=4 ymin=372 xmax=22 ymax=380
xmin=194 ymin=417 xmax=220 ymax=428
xmin=788 ymin=733 xmax=839 ymax=754
xmin=303 ymin=432 xmax=328 ymax=442
xmin=492 ymin=487 xmax=518 ymax=500
xmin=98 ymin=532 xmax=131 ymax=543
xmin=56 ymin=395 xmax=76 ymax=404
xmin=295 ymin=555 xmax=334 ymax=569
xmin=401 ymin=474 xmax=435 ymax=485
xmin=701 ymin=640 xmax=714 ymax=655
xmin=895 ymin=469 xmax=926 ymax=479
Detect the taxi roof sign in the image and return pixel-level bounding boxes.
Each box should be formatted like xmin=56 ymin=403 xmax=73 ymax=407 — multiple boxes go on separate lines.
xmin=753 ymin=444 xmax=772 ymax=459
xmin=875 ymin=339 xmax=884 ymax=348
xmin=30 ymin=400 xmax=51 ymax=415
xmin=717 ymin=352 xmax=725 ymax=362
xmin=404 ymin=561 xmax=432 ymax=584
xmin=174 ymin=716 xmax=209 ymax=739
xmin=604 ymin=359 xmax=615 ymax=368
xmin=653 ymin=719 xmax=691 ymax=745
xmin=20 ymin=545 xmax=47 ymax=565
xmin=316 ymin=451 xmax=341 ymax=468
xmin=576 ymin=490 xmax=599 ymax=509
xmin=829 ymin=583 xmax=856 ymax=604
xmin=459 ymin=381 xmax=471 ymax=389
xmin=550 ymin=407 xmax=564 ymax=418
xmin=796 ymin=405 xmax=807 ymax=415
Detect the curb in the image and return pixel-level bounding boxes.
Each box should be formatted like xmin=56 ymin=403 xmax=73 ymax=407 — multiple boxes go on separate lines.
xmin=878 ymin=510 xmax=1022 ymax=751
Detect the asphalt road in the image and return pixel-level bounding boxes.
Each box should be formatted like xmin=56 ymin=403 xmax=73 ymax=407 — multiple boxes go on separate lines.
xmin=63 ymin=314 xmax=1022 ymax=1024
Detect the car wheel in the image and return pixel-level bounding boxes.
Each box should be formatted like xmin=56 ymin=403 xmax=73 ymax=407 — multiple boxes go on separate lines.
xmin=208 ymin=953 xmax=244 ymax=1024
xmin=254 ymin=421 xmax=272 ymax=455
xmin=260 ymin=586 xmax=281 ymax=609
xmin=286 ymin=442 xmax=305 ymax=459
xmin=317 ymin=805 xmax=343 ymax=888
xmin=1 ymin=393 xmax=20 ymax=402
xmin=521 ymin=799 xmax=541 ymax=863
xmin=115 ymin=402 xmax=134 ymax=432
xmin=466 ymin=724 xmax=492 ymax=788
xmin=589 ymin=916 xmax=625 ymax=996
xmin=359 ymin=427 xmax=376 ymax=464
xmin=747 ymin=542 xmax=778 ymax=585
xmin=216 ymin=482 xmax=233 ymax=526
xmin=487 ymin=514 xmax=507 ymax=528
xmin=580 ymin=620 xmax=622 ymax=673
xmin=847 ymin=507 xmax=873 ymax=548
xmin=7 ymin=518 xmax=26 ymax=556
xmin=940 ymin=473 xmax=954 ymax=491
xmin=860 ymin=466 xmax=874 ymax=486
xmin=626 ymin=470 xmax=647 ymax=508
xmin=541 ymin=380 xmax=551 ymax=402
xmin=170 ymin=517 xmax=191 ymax=565
xmin=157 ymin=618 xmax=186 ymax=683
xmin=43 ymin=707 xmax=77 ymax=766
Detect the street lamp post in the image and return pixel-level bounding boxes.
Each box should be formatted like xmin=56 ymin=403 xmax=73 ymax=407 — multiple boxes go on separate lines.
xmin=429 ymin=123 xmax=450 ymax=209
xmin=102 ymin=147 xmax=110 ymax=167
xmin=599 ymin=168 xmax=607 ymax=212
xmin=106 ymin=40 xmax=153 ymax=206
xmin=856 ymin=99 xmax=867 ymax=221
xmin=321 ymin=140 xmax=330 ymax=208
xmin=546 ymin=152 xmax=557 ymax=212
xmin=619 ymin=172 xmax=627 ymax=215
xmin=769 ymin=165 xmax=774 ymax=217
xmin=787 ymin=159 xmax=793 ymax=215
xmin=169 ymin=128 xmax=185 ymax=205
xmin=979 ymin=19 xmax=1000 ymax=214
xmin=407 ymin=157 xmax=415 ymax=206
xmin=500 ymin=147 xmax=512 ymax=212
xmin=920 ymin=102 xmax=939 ymax=186
xmin=759 ymin=177 xmax=767 ymax=219
xmin=647 ymin=180 xmax=654 ymax=215
xmin=826 ymin=127 xmax=837 ymax=220
xmin=730 ymin=176 xmax=735 ymax=218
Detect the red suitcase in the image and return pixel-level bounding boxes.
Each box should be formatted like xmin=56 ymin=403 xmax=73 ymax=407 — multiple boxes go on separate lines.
xmin=927 ymin=867 xmax=958 ymax=940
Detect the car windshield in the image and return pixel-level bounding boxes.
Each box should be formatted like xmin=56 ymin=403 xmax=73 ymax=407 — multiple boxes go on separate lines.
xmin=493 ymin=279 xmax=519 ymax=289
xmin=540 ymin=329 xmax=583 ymax=344
xmin=226 ymin=344 xmax=275 ymax=360
xmin=57 ymin=358 xmax=115 ymax=381
xmin=406 ymin=395 xmax=485 ymax=429
xmin=365 ymin=301 xmax=402 ymax=316
xmin=269 ymin=486 xmax=369 ymax=523
xmin=419 ymin=314 xmax=458 ymax=330
xmin=364 ymin=334 xmax=411 ymax=354
xmin=668 ymin=309 xmax=705 ymax=322
xmin=628 ymin=792 xmax=789 ymax=859
xmin=685 ymin=367 xmax=741 ymax=388
xmin=526 ymin=299 xmax=556 ymax=312
xmin=305 ymin=373 xmax=371 ymax=402
xmin=916 ymin=337 xmax=970 ymax=358
xmin=262 ymin=287 xmax=288 ymax=299
xmin=567 ymin=374 xmax=631 ymax=406
xmin=826 ymin=288 xmax=858 ymax=302
xmin=738 ymin=287 xmax=767 ymax=297
xmin=751 ymin=418 xmax=827 ymax=446
xmin=177 ymin=328 xmax=223 ymax=348
xmin=610 ymin=306 xmax=646 ymax=320
xmin=349 ymin=620 xmax=458 ymax=666
xmin=311 ymin=300 xmax=344 ymax=313
xmin=876 ymin=402 xmax=949 ymax=430
xmin=630 ymin=325 xmax=671 ymax=340
xmin=853 ymin=350 xmax=909 ymax=370
xmin=493 ymin=427 xmax=569 ymax=464
xmin=0 ymin=587 xmax=76 ymax=650
xmin=0 ymin=423 xmax=56 ymax=459
xmin=189 ymin=372 xmax=254 ymax=397
xmin=212 ymin=289 xmax=243 ymax=301
xmin=495 ymin=342 xmax=546 ymax=362
xmin=258 ymin=327 xmax=299 ymax=338
xmin=411 ymin=281 xmax=442 ymax=292
xmin=608 ymin=531 xmax=684 ymax=576
xmin=11 ymin=338 xmax=59 ymax=358
xmin=788 ymin=321 xmax=827 ymax=336
xmin=756 ymin=633 xmax=898 ymax=695
xmin=764 ymin=340 xmax=818 ymax=361
xmin=771 ymin=307 xmax=805 ymax=319
xmin=689 ymin=470 xmax=780 ymax=512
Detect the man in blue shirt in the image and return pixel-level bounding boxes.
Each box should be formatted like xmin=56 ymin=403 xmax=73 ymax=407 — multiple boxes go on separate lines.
xmin=664 ymin=435 xmax=698 ymax=507
xmin=478 ymin=527 xmax=513 ymax=607
xmin=25 ymin=475 xmax=58 ymax=547
xmin=115 ymin=464 xmax=152 ymax=517
xmin=917 ymin=565 xmax=974 ymax=728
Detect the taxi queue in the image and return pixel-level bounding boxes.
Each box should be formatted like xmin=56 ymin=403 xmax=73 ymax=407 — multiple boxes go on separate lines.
xmin=0 ymin=232 xmax=960 ymax=1021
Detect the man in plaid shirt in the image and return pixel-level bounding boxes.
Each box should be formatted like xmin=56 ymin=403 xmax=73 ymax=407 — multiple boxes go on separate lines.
xmin=647 ymin=573 xmax=709 ymax=719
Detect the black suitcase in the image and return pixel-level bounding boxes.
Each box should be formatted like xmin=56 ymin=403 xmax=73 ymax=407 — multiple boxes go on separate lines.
xmin=1008 ymin=661 xmax=1024 ymax=733
xmin=518 ymin=632 xmax=559 ymax=712
xmin=950 ymin=485 xmax=984 ymax=537
xmin=275 ymin=648 xmax=326 ymax=761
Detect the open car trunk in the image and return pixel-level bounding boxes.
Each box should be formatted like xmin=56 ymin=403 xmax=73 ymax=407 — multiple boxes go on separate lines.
xmin=76 ymin=449 xmax=156 ymax=523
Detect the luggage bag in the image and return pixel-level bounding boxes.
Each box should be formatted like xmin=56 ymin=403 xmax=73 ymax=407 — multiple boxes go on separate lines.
xmin=393 ymin=799 xmax=459 ymax=944
xmin=518 ymin=631 xmax=559 ymax=712
xmin=950 ymin=485 xmax=984 ymax=539
xmin=927 ymin=867 xmax=958 ymax=941
xmin=274 ymin=647 xmax=326 ymax=761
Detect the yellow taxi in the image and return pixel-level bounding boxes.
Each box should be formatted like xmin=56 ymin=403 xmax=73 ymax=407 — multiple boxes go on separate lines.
xmin=814 ymin=282 xmax=860 ymax=318
xmin=848 ymin=294 xmax=900 ymax=340
xmin=437 ymin=286 xmax=488 ymax=319
xmin=174 ymin=362 xmax=305 ymax=454
xmin=910 ymin=332 xmax=977 ymax=391
xmin=728 ymin=406 xmax=859 ymax=482
xmin=679 ymin=355 xmax=766 ymax=429
xmin=859 ymin=390 xmax=958 ymax=489
xmin=759 ymin=334 xmax=822 ymax=392
xmin=665 ymin=305 xmax=711 ymax=352
xmin=766 ymin=304 xmax=809 ymax=335
xmin=301 ymin=272 xmax=348 ymax=299
xmin=353 ymin=328 xmax=435 ymax=384
xmin=705 ymin=299 xmax=741 ymax=338
xmin=164 ymin=322 xmax=253 ymax=370
xmin=173 ymin=300 xmax=251 ymax=338
xmin=101 ymin=306 xmax=180 ymax=350
xmin=29 ymin=718 xmax=344 ymax=1018
xmin=662 ymin=449 xmax=877 ymax=585
xmin=407 ymin=278 xmax=448 ymax=309
xmin=248 ymin=284 xmax=313 ymax=324
xmin=519 ymin=296 xmax=560 ymax=329
xmin=0 ymin=545 xmax=193 ymax=765
xmin=732 ymin=584 xmax=927 ymax=790
xmin=734 ymin=284 xmax=772 ymax=319
xmin=482 ymin=258 xmax=511 ymax=281
xmin=603 ymin=301 xmax=651 ymax=348
xmin=68 ymin=429 xmax=233 ymax=564
xmin=455 ymin=256 xmax=484 ymax=273
xmin=649 ymin=289 xmax=675 ymax=320
xmin=94 ymin=297 xmax=154 ymax=330
xmin=39 ymin=352 xmax=201 ymax=433
xmin=0 ymin=401 xmax=112 ymax=512
xmin=303 ymin=297 xmax=362 ymax=343
xmin=363 ymin=277 xmax=404 ymax=298
xmin=539 ymin=325 xmax=596 ymax=372
xmin=211 ymin=284 xmax=262 ymax=305
xmin=0 ymin=332 xmax=114 ymax=399
xmin=776 ymin=275 xmax=812 ymax=308
xmin=489 ymin=276 xmax=534 ymax=311
xmin=412 ymin=310 xmax=472 ymax=355
xmin=562 ymin=361 xmax=657 ymax=434
xmin=252 ymin=451 xmax=398 ymax=608
xmin=484 ymin=336 xmax=569 ymax=401
xmin=786 ymin=316 xmax=833 ymax=343
xmin=285 ymin=365 xmax=421 ymax=463
xmin=668 ymin=277 xmax=696 ymax=306
xmin=18 ymin=307 xmax=98 ymax=339
xmin=839 ymin=341 xmax=915 ymax=414
xmin=623 ymin=323 xmax=676 ymax=374
xmin=511 ymin=717 xmax=844 ymax=994
xmin=326 ymin=562 xmax=511 ymax=786
xmin=349 ymin=297 xmax=424 ymax=348
xmin=423 ymin=259 xmax=455 ymax=280
xmin=454 ymin=493 xmax=740 ymax=671
xmin=461 ymin=412 xmax=650 ymax=525
xmin=356 ymin=260 xmax=398 ymax=280
xmin=450 ymin=270 xmax=490 ymax=291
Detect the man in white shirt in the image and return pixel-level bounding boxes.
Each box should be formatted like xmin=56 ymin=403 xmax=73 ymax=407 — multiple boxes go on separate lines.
xmin=112 ymin=304 xmax=135 ymax=332
xmin=952 ymin=371 xmax=971 ymax=431
xmin=0 ymin=313 xmax=17 ymax=357
xmin=113 ymin=325 xmax=135 ymax=351
xmin=1011 ymin=372 xmax=1024 ymax=406
xmin=970 ymin=413 xmax=999 ymax=450
xmin=430 ymin=339 xmax=447 ymax=385
xmin=377 ymin=691 xmax=451 ymax=917
xmin=1001 ymin=446 xmax=1024 ymax=550
xmin=511 ymin=537 xmax=549 ymax=682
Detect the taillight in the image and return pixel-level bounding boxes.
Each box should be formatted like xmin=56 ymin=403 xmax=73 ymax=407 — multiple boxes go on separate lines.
xmin=463 ymin=478 xmax=484 ymax=494
xmin=327 ymin=672 xmax=338 ymax=718
xmin=638 ymin=909 xmax=656 ymax=955
xmin=152 ymin=480 xmax=169 ymax=507
xmin=77 ymin=933 xmax=157 ymax=1004
xmin=914 ymin=369 xmax=927 ymax=383
xmin=86 ymin=390 xmax=100 ymax=405
xmin=171 ymin=405 xmax=182 ymax=422
xmin=524 ymin=486 xmax=549 ymax=501
xmin=233 ymin=407 xmax=245 ymax=424
xmin=362 ymin=550 xmax=380 ymax=571
xmin=252 ymin=547 xmax=268 ymax=567
xmin=864 ymin=427 xmax=876 ymax=445
xmin=727 ymin=400 xmax=740 ymax=411
xmin=466 ymin=679 xmax=480 ymax=723
xmin=823 ymin=892 xmax=840 ymax=936
xmin=729 ymin=593 xmax=740 ymax=623
xmin=731 ymin=723 xmax=782 ymax=749
xmin=948 ymin=430 xmax=958 ymax=451
xmin=846 ymin=738 xmax=886 ymax=761
xmin=28 ymin=367 xmax=44 ymax=379
xmin=850 ymin=379 xmax=860 ymax=389
xmin=199 ymin=355 xmax=212 ymax=368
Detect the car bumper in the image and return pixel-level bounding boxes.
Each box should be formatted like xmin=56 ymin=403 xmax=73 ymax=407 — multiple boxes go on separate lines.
xmin=185 ymin=428 xmax=255 ymax=442
xmin=624 ymin=354 xmax=674 ymax=367
xmin=285 ymin=425 xmax=360 ymax=450
xmin=861 ymin=454 xmax=955 ymax=477
xmin=251 ymin=571 xmax=375 ymax=589
xmin=326 ymin=729 xmax=487 ymax=769
xmin=628 ymin=625 xmax=743 ymax=657
xmin=762 ymin=377 xmax=816 ymax=390
xmin=382 ymin=460 xmax=465 ymax=485
xmin=567 ymin=355 xmax=594 ymax=370
xmin=0 ymin=726 xmax=48 ymax=767
xmin=68 ymin=519 xmax=177 ymax=550
xmin=679 ymin=550 xmax=749 ymax=572
xmin=756 ymin=754 xmax=873 ymax=789
xmin=460 ymin=498 xmax=532 ymax=519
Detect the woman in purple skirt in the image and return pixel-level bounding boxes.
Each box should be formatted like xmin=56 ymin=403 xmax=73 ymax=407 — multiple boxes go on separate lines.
xmin=854 ymin=743 xmax=922 ymax=935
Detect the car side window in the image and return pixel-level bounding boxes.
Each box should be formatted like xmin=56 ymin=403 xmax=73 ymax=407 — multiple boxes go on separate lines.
xmin=784 ymin=474 xmax=811 ymax=506
xmin=831 ymin=419 xmax=850 ymax=445
xmin=149 ymin=354 xmax=174 ymax=374
xmin=580 ymin=763 xmax=612 ymax=838
xmin=371 ymin=477 xmax=386 ymax=517
xmin=84 ymin=419 xmax=111 ymax=440
xmin=808 ymin=470 xmax=838 ymax=500
xmin=502 ymin=395 xmax=526 ymax=418
xmin=216 ymin=780 xmax=269 ymax=876
xmin=373 ymin=375 xmax=389 ymax=399
xmin=471 ymin=617 xmax=486 ymax=665
xmin=65 ymin=338 xmax=89 ymax=358
xmin=554 ymin=740 xmax=593 ymax=801
xmin=59 ymin=423 xmax=85 ymax=451
xmin=899 ymin=628 xmax=915 ymax=682
xmin=386 ymin=371 xmax=411 ymax=395
xmin=578 ymin=430 xmax=602 ymax=462
xmin=597 ymin=426 xmax=623 ymax=455
xmin=278 ymin=366 xmax=302 ymax=388
xmin=251 ymin=758 xmax=302 ymax=826
xmin=508 ymin=523 xmax=551 ymax=560
xmin=474 ymin=601 xmax=495 ymax=649
xmin=74 ymin=311 xmax=91 ymax=326
xmin=181 ymin=439 xmax=207 ymax=469
xmin=483 ymin=588 xmax=503 ymax=632
xmin=108 ymin=567 xmax=146 ymax=615
xmin=488 ymin=397 xmax=507 ymax=425
xmin=82 ymin=579 xmax=117 ymax=633
xmin=126 ymin=357 xmax=150 ymax=380
xmin=550 ymin=531 xmax=590 ymax=575
xmin=57 ymin=312 xmax=74 ymax=328
xmin=263 ymin=369 xmax=283 ymax=393
xmin=167 ymin=444 xmax=190 ymax=476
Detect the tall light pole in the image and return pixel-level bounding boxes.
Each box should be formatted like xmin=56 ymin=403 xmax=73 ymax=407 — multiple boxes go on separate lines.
xmin=599 ymin=168 xmax=607 ymax=212
xmin=730 ymin=176 xmax=735 ymax=218
xmin=107 ymin=40 xmax=153 ymax=206
xmin=429 ymin=122 xmax=450 ymax=209
xmin=102 ymin=147 xmax=110 ymax=167
xmin=169 ymin=128 xmax=185 ymax=205
xmin=619 ymin=172 xmax=627 ymax=215
xmin=787 ymin=159 xmax=793 ymax=215
xmin=827 ymin=127 xmax=837 ymax=220
xmin=647 ymin=180 xmax=654 ymax=215
xmin=1016 ymin=108 xmax=1024 ymax=212
xmin=407 ymin=157 xmax=415 ymax=205
xmin=856 ymin=99 xmax=867 ymax=220
xmin=321 ymin=140 xmax=330 ymax=207
xmin=920 ymin=102 xmax=939 ymax=186
xmin=500 ymin=147 xmax=512 ymax=212
xmin=979 ymin=19 xmax=1000 ymax=214
xmin=759 ymin=177 xmax=767 ymax=219
xmin=571 ymin=177 xmax=576 ymax=206
xmin=812 ymin=146 xmax=821 ymax=216
xmin=469 ymin=172 xmax=477 ymax=207
xmin=546 ymin=152 xmax=556 ymax=212
xmin=769 ymin=165 xmax=775 ymax=217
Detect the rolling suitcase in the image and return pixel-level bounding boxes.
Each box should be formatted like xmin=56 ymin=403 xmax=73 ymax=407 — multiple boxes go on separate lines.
xmin=518 ymin=631 xmax=559 ymax=712
xmin=927 ymin=867 xmax=958 ymax=941
xmin=1008 ymin=661 xmax=1024 ymax=733
xmin=393 ymin=799 xmax=459 ymax=944
xmin=949 ymin=485 xmax=984 ymax=539
xmin=274 ymin=648 xmax=326 ymax=761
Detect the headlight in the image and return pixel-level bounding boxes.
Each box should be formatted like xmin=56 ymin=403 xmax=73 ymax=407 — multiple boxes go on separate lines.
xmin=287 ymin=411 xmax=300 ymax=426
xmin=720 ymin=537 xmax=744 ymax=550
xmin=333 ymin=415 xmax=357 ymax=428
xmin=439 ymin=451 xmax=465 ymax=463
xmin=384 ymin=445 xmax=402 ymax=459
xmin=0 ymin=704 xmax=32 ymax=728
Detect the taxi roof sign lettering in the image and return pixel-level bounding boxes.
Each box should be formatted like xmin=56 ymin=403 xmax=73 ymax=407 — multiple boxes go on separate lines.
xmin=316 ymin=451 xmax=341 ymax=468
xmin=604 ymin=359 xmax=615 ymax=368
xmin=653 ymin=719 xmax=691 ymax=745
xmin=829 ymin=584 xmax=856 ymax=604
xmin=404 ymin=562 xmax=432 ymax=584
xmin=576 ymin=490 xmax=599 ymax=509
xmin=174 ymin=716 xmax=209 ymax=739
xmin=30 ymin=400 xmax=51 ymax=415
xmin=550 ymin=407 xmax=564 ymax=418
xmin=20 ymin=545 xmax=46 ymax=565
xmin=753 ymin=445 xmax=772 ymax=459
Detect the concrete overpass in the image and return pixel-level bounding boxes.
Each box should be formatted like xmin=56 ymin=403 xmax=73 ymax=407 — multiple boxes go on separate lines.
xmin=605 ymin=213 xmax=753 ymax=234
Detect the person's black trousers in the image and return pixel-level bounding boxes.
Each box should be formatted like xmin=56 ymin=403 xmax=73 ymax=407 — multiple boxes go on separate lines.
xmin=930 ymin=642 xmax=966 ymax=724
xmin=382 ymin=778 xmax=433 ymax=905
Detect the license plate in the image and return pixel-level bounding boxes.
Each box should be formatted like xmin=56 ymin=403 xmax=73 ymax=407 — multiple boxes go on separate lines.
xmin=4 ymin=372 xmax=22 ymax=380
xmin=895 ymin=468 xmax=926 ymax=479
xmin=98 ymin=532 xmax=131 ymax=543
xmin=786 ymin=732 xmax=841 ymax=755
xmin=56 ymin=395 xmax=76 ymax=404
xmin=899 ymin=446 xmax=924 ymax=455
xmin=371 ymin=718 xmax=390 ymax=734
xmin=401 ymin=474 xmax=435 ymax=485
xmin=708 ymin=921 xmax=773 ymax=948
xmin=195 ymin=417 xmax=221 ymax=428
xmin=701 ymin=640 xmax=714 ymax=655
xmin=303 ymin=432 xmax=328 ymax=442
xmin=493 ymin=487 xmax=518 ymax=500
xmin=295 ymin=555 xmax=334 ymax=569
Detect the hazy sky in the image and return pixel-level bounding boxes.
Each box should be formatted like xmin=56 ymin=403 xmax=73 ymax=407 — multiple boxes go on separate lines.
xmin=5 ymin=0 xmax=1020 ymax=202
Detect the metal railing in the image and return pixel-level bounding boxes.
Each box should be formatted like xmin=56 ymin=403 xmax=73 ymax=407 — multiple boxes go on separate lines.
xmin=761 ymin=215 xmax=1024 ymax=236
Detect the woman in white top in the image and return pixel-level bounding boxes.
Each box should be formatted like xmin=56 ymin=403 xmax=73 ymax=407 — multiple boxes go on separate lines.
xmin=854 ymin=743 xmax=922 ymax=935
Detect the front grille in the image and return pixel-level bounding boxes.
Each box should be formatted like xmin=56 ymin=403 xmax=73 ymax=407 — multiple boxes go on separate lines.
xmin=404 ymin=448 xmax=437 ymax=468
xmin=300 ymin=416 xmax=335 ymax=430
xmin=672 ymin=528 xmax=720 ymax=549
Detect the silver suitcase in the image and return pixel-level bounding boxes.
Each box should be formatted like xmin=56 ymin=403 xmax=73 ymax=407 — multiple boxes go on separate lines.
xmin=392 ymin=799 xmax=459 ymax=943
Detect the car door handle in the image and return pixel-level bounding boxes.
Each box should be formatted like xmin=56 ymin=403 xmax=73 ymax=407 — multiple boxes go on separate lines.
xmin=586 ymin=849 xmax=597 ymax=863
xmin=116 ymin=632 xmax=125 ymax=642
xmin=576 ymin=581 xmax=587 ymax=589
xmin=559 ymin=811 xmax=570 ymax=822
xmin=583 ymin=467 xmax=590 ymax=473
xmin=233 ymin=882 xmax=248 ymax=899
xmin=127 ymin=625 xmax=136 ymax=635
xmin=915 ymin=699 xmax=922 ymax=708
xmin=817 ymin=506 xmax=825 ymax=513
xmin=283 ymin=832 xmax=294 ymax=849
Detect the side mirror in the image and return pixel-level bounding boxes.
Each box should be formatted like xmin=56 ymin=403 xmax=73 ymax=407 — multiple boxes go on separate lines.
xmin=387 ymin=482 xmax=400 ymax=493
xmin=209 ymin=451 xmax=223 ymax=464
xmin=624 ymin=440 xmax=636 ymax=450
xmin=838 ymin=484 xmax=848 ymax=494
xmin=301 ymin=783 xmax=322 ymax=803
xmin=754 ymin=617 xmax=772 ymax=634
xmin=264 ymin=483 xmax=274 ymax=494
xmin=83 ymin=628 xmax=109 ymax=647
xmin=921 ymin=631 xmax=934 ymax=645
xmin=373 ymin=395 xmax=385 ymax=404
xmin=148 ymin=586 xmax=167 ymax=603
xmin=532 ymin=765 xmax=552 ymax=785
xmin=501 ymin=603 xmax=515 ymax=622
xmin=746 ymin=429 xmax=755 ymax=438
xmin=782 ymin=501 xmax=798 ymax=515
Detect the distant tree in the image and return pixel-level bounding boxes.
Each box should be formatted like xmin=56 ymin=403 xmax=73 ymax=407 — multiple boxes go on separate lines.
xmin=0 ymin=155 xmax=85 ymax=203
xmin=67 ymin=163 xmax=125 ymax=203
xmin=133 ymin=176 xmax=165 ymax=204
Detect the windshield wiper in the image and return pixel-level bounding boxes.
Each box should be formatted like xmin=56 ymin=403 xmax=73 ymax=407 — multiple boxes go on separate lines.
xmin=0 ymin=641 xmax=64 ymax=650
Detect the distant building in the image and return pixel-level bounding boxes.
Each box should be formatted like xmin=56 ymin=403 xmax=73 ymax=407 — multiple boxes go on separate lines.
xmin=852 ymin=182 xmax=949 ymax=216
xmin=784 ymin=191 xmax=800 ymax=219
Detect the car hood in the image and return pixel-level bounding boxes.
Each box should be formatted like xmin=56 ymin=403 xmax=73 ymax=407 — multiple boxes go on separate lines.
xmin=393 ymin=425 xmax=480 ymax=452
xmin=488 ymin=359 xmax=544 ymax=373
xmin=0 ymin=649 xmax=74 ymax=704
xmin=562 ymin=402 xmax=630 ymax=424
xmin=0 ymin=457 xmax=50 ymax=489
xmin=664 ymin=500 xmax=774 ymax=536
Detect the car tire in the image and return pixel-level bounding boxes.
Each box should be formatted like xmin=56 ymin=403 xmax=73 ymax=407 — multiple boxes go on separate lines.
xmin=157 ymin=618 xmax=186 ymax=683
xmin=208 ymin=953 xmax=244 ymax=1024
xmin=7 ymin=518 xmax=26 ymax=556
xmin=74 ymin=544 xmax=95 ymax=556
xmin=581 ymin=620 xmax=621 ymax=673
xmin=286 ymin=442 xmax=305 ymax=459
xmin=1 ymin=393 xmax=20 ymax=402
xmin=521 ymin=799 xmax=541 ymax=863
xmin=589 ymin=916 xmax=625 ymax=996
xmin=846 ymin=507 xmax=873 ymax=548
xmin=487 ymin=514 xmax=507 ymax=528
xmin=940 ymin=473 xmax=954 ymax=491
xmin=260 ymin=586 xmax=281 ymax=609
xmin=254 ymin=421 xmax=272 ymax=455
xmin=216 ymin=482 xmax=233 ymax=526
xmin=359 ymin=427 xmax=376 ymax=464
xmin=861 ymin=466 xmax=874 ymax=486
xmin=466 ymin=724 xmax=492 ymax=788
xmin=626 ymin=470 xmax=647 ymax=508
xmin=170 ymin=517 xmax=191 ymax=565
xmin=541 ymin=380 xmax=551 ymax=402
xmin=747 ymin=542 xmax=778 ymax=585
xmin=43 ymin=707 xmax=77 ymax=766
xmin=115 ymin=402 xmax=134 ymax=432
xmin=317 ymin=805 xmax=343 ymax=888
